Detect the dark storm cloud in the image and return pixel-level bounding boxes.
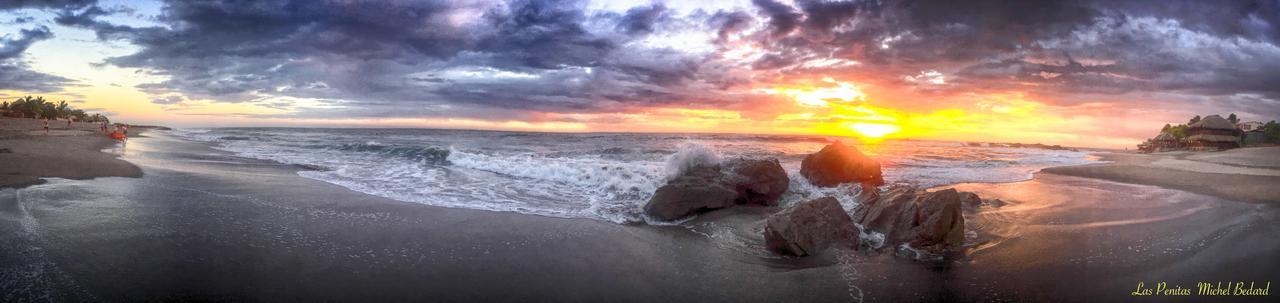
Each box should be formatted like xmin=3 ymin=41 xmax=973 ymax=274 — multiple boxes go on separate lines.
xmin=0 ymin=1 xmax=93 ymax=92
xmin=1108 ymin=0 xmax=1280 ymax=44
xmin=0 ymin=26 xmax=51 ymax=59
xmin=0 ymin=25 xmax=73 ymax=92
xmin=707 ymin=11 xmax=752 ymax=43
xmin=45 ymin=0 xmax=1280 ymax=119
xmin=476 ymin=0 xmax=616 ymax=69
xmin=0 ymin=0 xmax=95 ymax=10
xmin=745 ymin=0 xmax=1280 ymax=111
xmin=51 ymin=5 xmax=135 ymax=40
xmin=751 ymin=0 xmax=801 ymax=38
xmin=50 ymin=0 xmax=743 ymax=119
xmin=617 ymin=4 xmax=667 ymax=36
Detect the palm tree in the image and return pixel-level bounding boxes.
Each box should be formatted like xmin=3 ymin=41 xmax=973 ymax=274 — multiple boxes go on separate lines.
xmin=40 ymin=102 xmax=56 ymax=119
xmin=55 ymin=100 xmax=69 ymax=119
xmin=10 ymin=97 xmax=28 ymax=118
xmin=14 ymin=96 xmax=49 ymax=119
xmin=3 ymin=95 xmax=109 ymax=122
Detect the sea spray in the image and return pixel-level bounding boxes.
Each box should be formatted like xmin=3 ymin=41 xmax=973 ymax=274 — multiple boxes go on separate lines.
xmin=664 ymin=142 xmax=721 ymax=181
xmin=169 ymin=128 xmax=1099 ymax=225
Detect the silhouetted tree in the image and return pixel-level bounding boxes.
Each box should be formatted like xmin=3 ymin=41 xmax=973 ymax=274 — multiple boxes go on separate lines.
xmin=1189 ymin=115 xmax=1201 ymax=124
xmin=5 ymin=95 xmax=108 ymax=122
xmin=1227 ymin=113 xmax=1239 ymax=124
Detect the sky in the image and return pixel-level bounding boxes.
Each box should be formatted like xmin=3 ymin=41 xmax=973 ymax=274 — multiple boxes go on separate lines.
xmin=1 ymin=0 xmax=1278 ymax=148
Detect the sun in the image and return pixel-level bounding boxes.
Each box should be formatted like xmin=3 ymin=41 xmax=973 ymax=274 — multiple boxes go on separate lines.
xmin=848 ymin=122 xmax=900 ymax=139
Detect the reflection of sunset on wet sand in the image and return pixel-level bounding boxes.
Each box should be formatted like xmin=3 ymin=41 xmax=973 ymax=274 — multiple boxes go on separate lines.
xmin=3 ymin=0 xmax=1279 ymax=302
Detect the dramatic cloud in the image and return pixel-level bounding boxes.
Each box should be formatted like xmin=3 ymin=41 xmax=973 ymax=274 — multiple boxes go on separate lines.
xmin=27 ymin=0 xmax=1280 ymax=122
xmin=0 ymin=25 xmax=73 ymax=92
xmin=0 ymin=0 xmax=95 ymax=10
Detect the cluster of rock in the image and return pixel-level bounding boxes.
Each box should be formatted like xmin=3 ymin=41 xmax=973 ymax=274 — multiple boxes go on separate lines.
xmin=853 ymin=185 xmax=966 ymax=251
xmin=643 ymin=141 xmax=992 ymax=258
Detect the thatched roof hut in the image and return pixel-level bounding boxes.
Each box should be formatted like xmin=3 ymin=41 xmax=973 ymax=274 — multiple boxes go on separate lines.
xmin=1189 ymin=115 xmax=1237 ymax=130
xmin=1143 ymin=131 xmax=1185 ymax=152
xmin=1187 ymin=115 xmax=1240 ymax=151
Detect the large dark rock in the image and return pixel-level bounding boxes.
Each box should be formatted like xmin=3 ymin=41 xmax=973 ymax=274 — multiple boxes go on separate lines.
xmin=800 ymin=141 xmax=884 ymax=187
xmin=643 ymin=166 xmax=738 ymax=221
xmin=643 ymin=157 xmax=791 ymax=221
xmin=723 ymin=158 xmax=790 ymax=206
xmin=851 ymin=186 xmax=918 ymax=243
xmin=763 ymin=197 xmax=859 ymax=256
xmin=853 ymin=187 xmax=969 ymax=250
xmin=909 ymin=189 xmax=965 ymax=249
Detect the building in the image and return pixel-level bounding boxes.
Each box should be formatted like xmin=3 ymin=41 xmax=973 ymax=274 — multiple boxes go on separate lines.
xmin=1186 ymin=115 xmax=1241 ymax=151
xmin=1243 ymin=130 xmax=1267 ymax=146
xmin=1138 ymin=131 xmax=1185 ymax=153
xmin=1150 ymin=132 xmax=1183 ymax=152
xmin=1237 ymin=121 xmax=1265 ymax=132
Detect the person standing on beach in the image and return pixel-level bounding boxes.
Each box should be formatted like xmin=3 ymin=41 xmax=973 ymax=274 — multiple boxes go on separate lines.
xmin=67 ymin=117 xmax=73 ymax=128
xmin=42 ymin=117 xmax=49 ymax=135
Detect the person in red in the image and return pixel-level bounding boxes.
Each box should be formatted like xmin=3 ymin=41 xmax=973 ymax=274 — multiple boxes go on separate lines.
xmin=42 ymin=117 xmax=49 ymax=135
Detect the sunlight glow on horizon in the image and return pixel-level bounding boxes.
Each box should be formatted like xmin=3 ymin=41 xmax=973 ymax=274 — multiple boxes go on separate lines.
xmin=2 ymin=0 xmax=1229 ymax=150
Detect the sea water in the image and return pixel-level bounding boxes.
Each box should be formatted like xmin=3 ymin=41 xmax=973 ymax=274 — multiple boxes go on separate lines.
xmin=170 ymin=128 xmax=1099 ymax=224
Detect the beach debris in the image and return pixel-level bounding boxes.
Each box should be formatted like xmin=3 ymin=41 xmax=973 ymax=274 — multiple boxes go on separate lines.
xmin=763 ymin=197 xmax=859 ymax=256
xmin=800 ymin=141 xmax=884 ymax=187
xmin=644 ymin=157 xmax=791 ymax=221
xmin=853 ymin=186 xmax=968 ymax=252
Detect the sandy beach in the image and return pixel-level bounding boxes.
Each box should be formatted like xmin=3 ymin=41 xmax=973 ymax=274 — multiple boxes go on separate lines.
xmin=1044 ymin=148 xmax=1280 ymax=204
xmin=0 ymin=117 xmax=145 ymax=188
xmin=1 ymin=127 xmax=1277 ymax=301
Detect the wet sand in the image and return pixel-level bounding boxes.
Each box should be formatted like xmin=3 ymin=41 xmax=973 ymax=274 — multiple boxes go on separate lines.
xmin=0 ymin=131 xmax=857 ymax=302
xmin=1044 ymin=148 xmax=1280 ymax=203
xmin=0 ymin=117 xmax=143 ymax=188
xmin=943 ymin=174 xmax=1279 ymax=302
xmin=1 ymin=130 xmax=1277 ymax=301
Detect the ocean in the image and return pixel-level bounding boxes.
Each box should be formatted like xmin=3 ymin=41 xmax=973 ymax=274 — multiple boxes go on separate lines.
xmin=170 ymin=128 xmax=1099 ymax=224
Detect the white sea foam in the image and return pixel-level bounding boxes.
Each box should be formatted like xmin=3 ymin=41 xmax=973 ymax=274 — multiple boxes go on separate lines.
xmin=663 ymin=142 xmax=721 ymax=181
xmin=168 ymin=128 xmax=1100 ymax=226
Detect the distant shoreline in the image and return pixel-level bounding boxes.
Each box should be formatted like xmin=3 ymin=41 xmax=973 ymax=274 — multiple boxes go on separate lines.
xmin=1042 ymin=147 xmax=1280 ymax=204
xmin=0 ymin=117 xmax=152 ymax=189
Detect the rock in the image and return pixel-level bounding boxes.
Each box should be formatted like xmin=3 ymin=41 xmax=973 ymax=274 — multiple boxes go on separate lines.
xmin=0 ymin=148 xmax=11 ymax=154
xmin=958 ymin=191 xmax=982 ymax=209
xmin=852 ymin=185 xmax=918 ymax=243
xmin=723 ymin=158 xmax=790 ymax=206
xmin=910 ymin=189 xmax=965 ymax=250
xmin=643 ymin=166 xmax=738 ymax=221
xmin=800 ymin=141 xmax=884 ymax=187
xmin=764 ymin=197 xmax=859 ymax=256
xmin=644 ymin=157 xmax=792 ymax=220
xmin=853 ymin=187 xmax=970 ymax=250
